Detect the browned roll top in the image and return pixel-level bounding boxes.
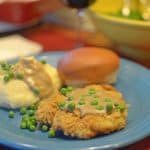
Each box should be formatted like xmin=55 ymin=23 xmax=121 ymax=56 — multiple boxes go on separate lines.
xmin=58 ymin=47 xmax=120 ymax=87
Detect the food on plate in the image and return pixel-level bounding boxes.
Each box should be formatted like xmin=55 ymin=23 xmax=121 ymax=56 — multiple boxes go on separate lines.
xmin=0 ymin=57 xmax=61 ymax=108
xmin=58 ymin=47 xmax=120 ymax=87
xmin=0 ymin=50 xmax=129 ymax=140
xmin=36 ymin=91 xmax=66 ymax=125
xmin=43 ymin=63 xmax=62 ymax=90
xmin=36 ymin=84 xmax=128 ymax=139
xmin=0 ymin=77 xmax=39 ymax=109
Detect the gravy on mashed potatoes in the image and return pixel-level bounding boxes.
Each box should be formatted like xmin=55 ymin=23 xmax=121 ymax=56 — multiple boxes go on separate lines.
xmin=0 ymin=57 xmax=61 ymax=109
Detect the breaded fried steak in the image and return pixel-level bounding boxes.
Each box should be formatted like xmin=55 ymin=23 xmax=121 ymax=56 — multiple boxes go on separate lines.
xmin=36 ymin=85 xmax=128 ymax=139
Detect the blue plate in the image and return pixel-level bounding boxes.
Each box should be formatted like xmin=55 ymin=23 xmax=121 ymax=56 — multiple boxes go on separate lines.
xmin=0 ymin=52 xmax=150 ymax=150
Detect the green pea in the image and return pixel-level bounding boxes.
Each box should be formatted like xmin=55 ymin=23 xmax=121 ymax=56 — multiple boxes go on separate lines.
xmin=30 ymin=104 xmax=37 ymax=110
xmin=114 ymin=103 xmax=126 ymax=112
xmin=16 ymin=73 xmax=24 ymax=80
xmin=106 ymin=103 xmax=113 ymax=112
xmin=48 ymin=129 xmax=56 ymax=138
xmin=1 ymin=63 xmax=6 ymax=68
xmin=67 ymin=103 xmax=75 ymax=111
xmin=89 ymin=88 xmax=95 ymax=91
xmin=78 ymin=100 xmax=85 ymax=105
xmin=93 ymin=95 xmax=99 ymax=98
xmin=105 ymin=98 xmax=112 ymax=102
xmin=28 ymin=110 xmax=35 ymax=116
xmin=58 ymin=101 xmax=66 ymax=109
xmin=26 ymin=121 xmax=32 ymax=129
xmin=31 ymin=120 xmax=37 ymax=126
xmin=8 ymin=111 xmax=15 ymax=118
xmin=88 ymin=89 xmax=96 ymax=95
xmin=3 ymin=75 xmax=11 ymax=82
xmin=20 ymin=122 xmax=27 ymax=129
xmin=3 ymin=71 xmax=14 ymax=82
xmin=29 ymin=125 xmax=36 ymax=131
xmin=68 ymin=96 xmax=74 ymax=101
xmin=42 ymin=125 xmax=48 ymax=132
xmin=30 ymin=116 xmax=36 ymax=121
xmin=78 ymin=97 xmax=85 ymax=105
xmin=1 ymin=63 xmax=11 ymax=71
xmin=95 ymin=105 xmax=104 ymax=110
xmin=80 ymin=95 xmax=86 ymax=98
xmin=67 ymin=86 xmax=73 ymax=92
xmin=60 ymin=88 xmax=68 ymax=96
xmin=40 ymin=60 xmax=47 ymax=64
xmin=114 ymin=103 xmax=119 ymax=107
xmin=32 ymin=87 xmax=40 ymax=96
xmin=118 ymin=105 xmax=126 ymax=113
xmin=8 ymin=72 xmax=14 ymax=78
xmin=22 ymin=115 xmax=30 ymax=122
xmin=20 ymin=107 xmax=27 ymax=115
xmin=79 ymin=97 xmax=84 ymax=101
xmin=90 ymin=100 xmax=98 ymax=106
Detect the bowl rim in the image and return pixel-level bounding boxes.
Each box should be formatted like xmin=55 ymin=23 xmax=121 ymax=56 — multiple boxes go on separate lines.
xmin=91 ymin=11 xmax=150 ymax=28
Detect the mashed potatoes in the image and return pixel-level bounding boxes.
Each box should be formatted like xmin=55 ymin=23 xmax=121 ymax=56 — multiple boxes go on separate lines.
xmin=0 ymin=57 xmax=62 ymax=109
xmin=0 ymin=76 xmax=39 ymax=108
xmin=44 ymin=64 xmax=61 ymax=90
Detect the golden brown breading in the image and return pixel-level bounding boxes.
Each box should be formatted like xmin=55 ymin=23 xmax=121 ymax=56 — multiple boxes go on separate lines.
xmin=36 ymin=91 xmax=66 ymax=124
xmin=36 ymin=84 xmax=128 ymax=139
xmin=52 ymin=108 xmax=127 ymax=139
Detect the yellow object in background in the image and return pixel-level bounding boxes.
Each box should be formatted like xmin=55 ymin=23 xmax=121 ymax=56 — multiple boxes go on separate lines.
xmin=90 ymin=0 xmax=123 ymax=13
xmin=139 ymin=0 xmax=150 ymax=20
xmin=90 ymin=0 xmax=150 ymax=67
xmin=90 ymin=0 xmax=140 ymax=14
xmin=128 ymin=0 xmax=139 ymax=11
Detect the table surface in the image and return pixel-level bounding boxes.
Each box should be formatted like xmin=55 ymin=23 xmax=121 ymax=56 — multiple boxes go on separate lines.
xmin=0 ymin=22 xmax=150 ymax=150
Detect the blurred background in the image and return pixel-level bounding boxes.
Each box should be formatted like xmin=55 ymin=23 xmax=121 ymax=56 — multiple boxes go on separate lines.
xmin=0 ymin=0 xmax=150 ymax=68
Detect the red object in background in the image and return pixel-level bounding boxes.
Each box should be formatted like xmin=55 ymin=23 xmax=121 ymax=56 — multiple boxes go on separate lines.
xmin=0 ymin=1 xmax=46 ymax=24
xmin=0 ymin=0 xmax=62 ymax=25
xmin=0 ymin=2 xmax=40 ymax=24
xmin=25 ymin=25 xmax=78 ymax=51
xmin=25 ymin=24 xmax=150 ymax=68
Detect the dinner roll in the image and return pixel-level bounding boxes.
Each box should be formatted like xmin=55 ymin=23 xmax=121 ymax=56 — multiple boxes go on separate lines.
xmin=57 ymin=47 xmax=120 ymax=87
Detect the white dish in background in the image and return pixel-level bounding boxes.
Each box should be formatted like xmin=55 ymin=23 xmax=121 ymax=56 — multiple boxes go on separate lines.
xmin=0 ymin=35 xmax=42 ymax=61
